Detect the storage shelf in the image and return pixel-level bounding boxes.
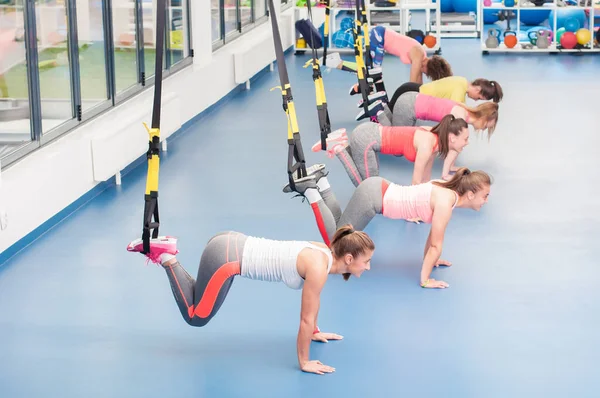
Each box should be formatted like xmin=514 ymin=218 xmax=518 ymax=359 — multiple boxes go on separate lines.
xmin=479 ymin=1 xmax=599 ymax=54
xmin=293 ymin=2 xmax=442 ymax=56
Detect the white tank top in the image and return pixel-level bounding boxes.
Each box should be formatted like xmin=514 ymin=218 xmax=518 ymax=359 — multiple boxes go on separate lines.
xmin=240 ymin=236 xmax=333 ymax=290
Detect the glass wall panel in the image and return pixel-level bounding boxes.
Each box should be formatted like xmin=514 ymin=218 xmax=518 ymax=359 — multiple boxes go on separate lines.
xmin=223 ymin=0 xmax=237 ymax=37
xmin=255 ymin=0 xmax=266 ymax=21
xmin=166 ymin=0 xmax=186 ymax=67
xmin=35 ymin=0 xmax=75 ymax=134
xmin=240 ymin=0 xmax=252 ymax=28
xmin=211 ymin=0 xmax=221 ymax=45
xmin=111 ymin=0 xmax=140 ymax=92
xmin=76 ymin=0 xmax=109 ymax=112
xmin=0 ymin=0 xmax=33 ymax=157
xmin=142 ymin=0 xmax=155 ymax=79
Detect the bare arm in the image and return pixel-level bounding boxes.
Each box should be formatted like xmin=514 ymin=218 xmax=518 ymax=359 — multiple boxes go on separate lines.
xmin=420 ymin=203 xmax=452 ymax=287
xmin=412 ymin=141 xmax=434 ymax=185
xmin=297 ymin=262 xmax=327 ymax=370
xmin=408 ymin=47 xmax=424 ymax=84
xmin=423 ymin=153 xmax=435 ymax=182
xmin=442 ymin=150 xmax=459 ymax=180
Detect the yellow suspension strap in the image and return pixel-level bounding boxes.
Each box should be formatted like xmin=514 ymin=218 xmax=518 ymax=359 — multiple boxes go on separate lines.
xmin=359 ymin=0 xmax=373 ymax=70
xmin=141 ymin=0 xmax=167 ymax=254
xmin=268 ymin=0 xmax=307 ymax=192
xmin=352 ymin=0 xmax=371 ymax=117
xmin=303 ymin=0 xmax=331 ymax=151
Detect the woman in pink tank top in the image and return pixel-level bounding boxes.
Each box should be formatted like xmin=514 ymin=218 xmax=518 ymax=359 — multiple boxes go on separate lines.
xmin=285 ymin=164 xmax=493 ymax=290
xmin=311 ymin=115 xmax=470 ymax=187
xmin=377 ymin=92 xmax=500 ymax=135
xmin=379 ymin=26 xmax=452 ymax=84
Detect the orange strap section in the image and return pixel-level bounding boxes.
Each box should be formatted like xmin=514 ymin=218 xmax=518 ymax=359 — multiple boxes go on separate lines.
xmin=189 ymin=261 xmax=241 ymax=319
xmin=310 ymin=202 xmax=331 ymax=246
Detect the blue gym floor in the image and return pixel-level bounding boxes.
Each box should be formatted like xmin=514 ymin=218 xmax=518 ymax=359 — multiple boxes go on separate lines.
xmin=1 ymin=38 xmax=599 ymax=397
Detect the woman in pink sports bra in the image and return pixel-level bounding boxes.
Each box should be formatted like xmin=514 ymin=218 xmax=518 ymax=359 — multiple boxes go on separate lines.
xmin=284 ymin=165 xmax=492 ymax=289
xmin=377 ymin=26 xmax=452 ymax=84
xmin=377 ymin=92 xmax=499 ymax=135
xmin=312 ymin=115 xmax=470 ymax=187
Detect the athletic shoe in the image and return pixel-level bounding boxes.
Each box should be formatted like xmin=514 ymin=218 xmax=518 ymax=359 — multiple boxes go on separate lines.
xmin=356 ymin=91 xmax=387 ymax=108
xmin=127 ymin=236 xmax=179 ymax=265
xmin=283 ymin=174 xmax=318 ymax=194
xmin=311 ymin=128 xmax=347 ymax=152
xmin=319 ymin=52 xmax=342 ymax=69
xmin=356 ymin=100 xmax=385 ymax=121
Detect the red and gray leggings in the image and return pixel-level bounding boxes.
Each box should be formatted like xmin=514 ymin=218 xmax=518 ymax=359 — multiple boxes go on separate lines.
xmin=163 ymin=231 xmax=247 ymax=326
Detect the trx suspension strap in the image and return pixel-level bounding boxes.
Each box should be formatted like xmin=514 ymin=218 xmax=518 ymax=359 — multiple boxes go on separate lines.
xmin=303 ymin=0 xmax=331 ymax=151
xmin=141 ymin=0 xmax=166 ymax=254
xmin=268 ymin=0 xmax=307 ymax=192
xmin=322 ymin=0 xmax=331 ymax=67
xmin=359 ymin=0 xmax=373 ymax=70
xmin=360 ymin=0 xmax=387 ymax=100
xmin=352 ymin=0 xmax=371 ymax=118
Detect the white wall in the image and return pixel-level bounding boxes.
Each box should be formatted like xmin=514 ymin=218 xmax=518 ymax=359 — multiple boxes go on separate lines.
xmin=0 ymin=3 xmax=296 ymax=258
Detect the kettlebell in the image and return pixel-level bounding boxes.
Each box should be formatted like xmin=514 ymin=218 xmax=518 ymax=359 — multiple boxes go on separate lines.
xmin=486 ymin=28 xmax=500 ymax=48
xmin=504 ymin=30 xmax=517 ymax=48
xmin=536 ymin=29 xmax=550 ymax=48
xmin=528 ymin=30 xmax=538 ymax=46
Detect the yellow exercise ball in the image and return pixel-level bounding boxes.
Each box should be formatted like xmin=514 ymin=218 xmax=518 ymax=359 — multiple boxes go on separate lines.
xmin=576 ymin=28 xmax=591 ymax=45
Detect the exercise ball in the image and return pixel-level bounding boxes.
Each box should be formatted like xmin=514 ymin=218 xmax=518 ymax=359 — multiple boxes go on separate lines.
xmin=563 ymin=17 xmax=581 ymax=32
xmin=433 ymin=0 xmax=454 ymax=13
xmin=451 ymin=0 xmax=477 ymax=13
xmin=519 ymin=9 xmax=551 ymax=26
xmin=560 ymin=31 xmax=578 ymax=49
xmin=549 ymin=8 xmax=587 ymax=30
xmin=576 ymin=28 xmax=591 ymax=45
xmin=555 ymin=27 xmax=566 ymax=43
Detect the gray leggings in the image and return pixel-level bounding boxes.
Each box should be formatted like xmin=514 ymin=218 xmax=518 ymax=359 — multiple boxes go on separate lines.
xmin=336 ymin=122 xmax=382 ymax=187
xmin=313 ymin=177 xmax=385 ymax=244
xmin=163 ymin=231 xmax=248 ymax=327
xmin=377 ymin=91 xmax=417 ymax=127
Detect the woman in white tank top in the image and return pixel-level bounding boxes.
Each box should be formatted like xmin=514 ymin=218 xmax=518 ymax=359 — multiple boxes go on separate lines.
xmin=127 ymin=224 xmax=375 ymax=375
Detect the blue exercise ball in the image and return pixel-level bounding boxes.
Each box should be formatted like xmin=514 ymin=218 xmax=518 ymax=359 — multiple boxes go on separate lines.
xmin=519 ymin=8 xmax=552 ymax=26
xmin=451 ymin=0 xmax=477 ymax=13
xmin=433 ymin=0 xmax=454 ymax=13
xmin=549 ymin=8 xmax=587 ymax=30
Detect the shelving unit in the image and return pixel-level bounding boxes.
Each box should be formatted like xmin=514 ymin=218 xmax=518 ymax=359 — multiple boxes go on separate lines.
xmin=293 ymin=1 xmax=442 ymax=56
xmin=430 ymin=10 xmax=481 ymax=38
xmin=479 ymin=1 xmax=600 ymax=53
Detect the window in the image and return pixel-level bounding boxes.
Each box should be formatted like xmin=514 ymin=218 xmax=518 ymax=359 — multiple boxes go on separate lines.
xmin=212 ymin=0 xmax=269 ymax=51
xmin=0 ymin=0 xmax=193 ymax=168
xmin=281 ymin=0 xmax=292 ymax=11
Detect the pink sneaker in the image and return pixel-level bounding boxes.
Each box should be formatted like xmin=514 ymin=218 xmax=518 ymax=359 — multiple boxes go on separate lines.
xmin=311 ymin=128 xmax=347 ymax=152
xmin=326 ymin=142 xmax=348 ymax=159
xmin=127 ymin=236 xmax=179 ymax=265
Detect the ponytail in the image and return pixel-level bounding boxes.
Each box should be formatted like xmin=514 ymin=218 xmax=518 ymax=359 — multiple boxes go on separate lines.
xmin=472 ymin=78 xmax=504 ymax=103
xmin=330 ymin=224 xmax=375 ymax=281
xmin=459 ymin=101 xmax=499 ymax=137
xmin=432 ymin=167 xmax=492 ymax=195
xmin=430 ymin=114 xmax=468 ymax=159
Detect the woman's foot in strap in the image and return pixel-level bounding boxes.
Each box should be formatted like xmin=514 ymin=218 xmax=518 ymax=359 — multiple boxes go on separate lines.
xmin=311 ymin=128 xmax=347 ymax=153
xmin=127 ymin=236 xmax=179 ymax=265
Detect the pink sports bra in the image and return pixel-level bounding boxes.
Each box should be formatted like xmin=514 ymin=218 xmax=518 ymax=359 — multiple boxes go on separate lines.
xmin=382 ymin=181 xmax=458 ymax=223
xmin=414 ymin=94 xmax=457 ymax=122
